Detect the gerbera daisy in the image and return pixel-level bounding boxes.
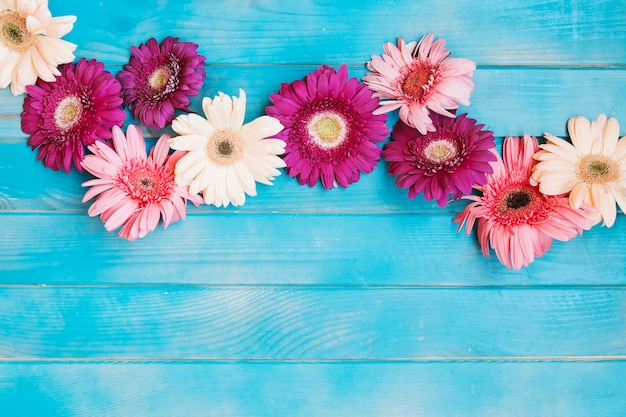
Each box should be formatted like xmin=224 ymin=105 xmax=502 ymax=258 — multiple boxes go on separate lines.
xmin=0 ymin=0 xmax=76 ymax=95
xmin=266 ymin=64 xmax=389 ymax=189
xmin=169 ymin=89 xmax=285 ymax=207
xmin=363 ymin=33 xmax=475 ymax=135
xmin=454 ymin=134 xmax=594 ymax=270
xmin=81 ymin=124 xmax=202 ymax=240
xmin=383 ymin=113 xmax=496 ymax=208
xmin=117 ymin=36 xmax=206 ymax=130
xmin=532 ymin=114 xmax=626 ymax=227
xmin=21 ymin=58 xmax=126 ymax=173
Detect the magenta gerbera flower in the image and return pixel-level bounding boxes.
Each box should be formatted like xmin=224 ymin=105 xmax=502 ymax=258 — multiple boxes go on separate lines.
xmin=81 ymin=124 xmax=202 ymax=240
xmin=21 ymin=58 xmax=126 ymax=173
xmin=383 ymin=113 xmax=496 ymax=207
xmin=266 ymin=64 xmax=389 ymax=189
xmin=453 ymin=134 xmax=594 ymax=270
xmin=363 ymin=33 xmax=476 ymax=135
xmin=117 ymin=36 xmax=206 ymax=130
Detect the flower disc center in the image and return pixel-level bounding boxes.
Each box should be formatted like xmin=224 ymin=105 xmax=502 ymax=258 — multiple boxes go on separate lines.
xmin=54 ymin=95 xmax=84 ymax=132
xmin=308 ymin=112 xmax=347 ymax=149
xmin=423 ymin=139 xmax=458 ymax=164
xmin=402 ymin=66 xmax=435 ymax=99
xmin=577 ymin=154 xmax=620 ymax=184
xmin=0 ymin=11 xmax=31 ymax=52
xmin=505 ymin=190 xmax=532 ymax=210
xmin=207 ymin=129 xmax=244 ymax=165
xmin=126 ymin=165 xmax=172 ymax=203
xmin=148 ymin=66 xmax=172 ymax=92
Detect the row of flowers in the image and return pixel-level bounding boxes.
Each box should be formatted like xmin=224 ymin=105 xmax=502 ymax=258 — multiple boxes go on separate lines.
xmin=2 ymin=0 xmax=625 ymax=270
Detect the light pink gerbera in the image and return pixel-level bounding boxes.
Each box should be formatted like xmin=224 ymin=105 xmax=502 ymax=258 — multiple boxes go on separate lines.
xmin=81 ymin=124 xmax=202 ymax=240
xmin=453 ymin=134 xmax=594 ymax=270
xmin=21 ymin=58 xmax=126 ymax=173
xmin=363 ymin=33 xmax=475 ymax=135
xmin=117 ymin=36 xmax=206 ymax=130
xmin=383 ymin=113 xmax=496 ymax=208
xmin=266 ymin=64 xmax=389 ymax=189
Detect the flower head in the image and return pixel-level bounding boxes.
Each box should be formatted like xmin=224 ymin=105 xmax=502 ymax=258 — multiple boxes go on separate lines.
xmin=0 ymin=0 xmax=76 ymax=95
xmin=81 ymin=124 xmax=202 ymax=240
xmin=363 ymin=33 xmax=475 ymax=135
xmin=169 ymin=89 xmax=285 ymax=207
xmin=454 ymin=134 xmax=593 ymax=270
xmin=21 ymin=58 xmax=126 ymax=173
xmin=383 ymin=113 xmax=496 ymax=207
xmin=117 ymin=36 xmax=206 ymax=130
xmin=266 ymin=64 xmax=389 ymax=189
xmin=532 ymin=114 xmax=626 ymax=227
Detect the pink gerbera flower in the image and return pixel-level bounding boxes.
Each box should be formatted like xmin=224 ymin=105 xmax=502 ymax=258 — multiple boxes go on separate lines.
xmin=117 ymin=36 xmax=206 ymax=130
xmin=383 ymin=113 xmax=496 ymax=207
xmin=81 ymin=124 xmax=202 ymax=240
xmin=21 ymin=58 xmax=126 ymax=173
xmin=363 ymin=33 xmax=476 ymax=135
xmin=266 ymin=64 xmax=389 ymax=189
xmin=453 ymin=134 xmax=594 ymax=270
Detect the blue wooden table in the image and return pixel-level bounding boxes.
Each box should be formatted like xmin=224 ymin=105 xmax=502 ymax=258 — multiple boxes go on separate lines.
xmin=1 ymin=1 xmax=625 ymax=415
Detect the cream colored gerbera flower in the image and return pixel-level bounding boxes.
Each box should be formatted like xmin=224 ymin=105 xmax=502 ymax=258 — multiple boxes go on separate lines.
xmin=0 ymin=0 xmax=76 ymax=95
xmin=169 ymin=89 xmax=286 ymax=207
xmin=532 ymin=114 xmax=626 ymax=227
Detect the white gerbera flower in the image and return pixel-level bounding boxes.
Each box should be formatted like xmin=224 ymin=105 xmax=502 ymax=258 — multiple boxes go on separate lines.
xmin=532 ymin=114 xmax=626 ymax=227
xmin=169 ymin=89 xmax=286 ymax=207
xmin=0 ymin=0 xmax=77 ymax=95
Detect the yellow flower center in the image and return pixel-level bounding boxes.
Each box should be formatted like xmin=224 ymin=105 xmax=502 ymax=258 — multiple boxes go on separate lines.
xmin=54 ymin=95 xmax=84 ymax=132
xmin=148 ymin=66 xmax=171 ymax=91
xmin=576 ymin=154 xmax=620 ymax=184
xmin=207 ymin=129 xmax=244 ymax=165
xmin=0 ymin=11 xmax=31 ymax=52
xmin=424 ymin=139 xmax=458 ymax=164
xmin=308 ymin=112 xmax=346 ymax=149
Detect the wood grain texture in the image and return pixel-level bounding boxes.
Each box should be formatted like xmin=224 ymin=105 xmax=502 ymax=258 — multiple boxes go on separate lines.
xmin=2 ymin=361 xmax=626 ymax=417
xmin=0 ymin=287 xmax=624 ymax=359
xmin=1 ymin=213 xmax=624 ymax=285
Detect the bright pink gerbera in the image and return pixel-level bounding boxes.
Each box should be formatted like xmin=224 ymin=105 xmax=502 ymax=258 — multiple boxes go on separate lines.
xmin=266 ymin=64 xmax=389 ymax=189
xmin=363 ymin=33 xmax=475 ymax=135
xmin=453 ymin=134 xmax=594 ymax=270
xmin=21 ymin=58 xmax=126 ymax=173
xmin=117 ymin=36 xmax=206 ymax=130
xmin=383 ymin=113 xmax=496 ymax=207
xmin=81 ymin=124 xmax=202 ymax=240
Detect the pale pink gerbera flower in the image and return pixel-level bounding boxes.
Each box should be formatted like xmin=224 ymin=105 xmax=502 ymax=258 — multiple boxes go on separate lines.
xmin=117 ymin=36 xmax=206 ymax=130
xmin=169 ymin=89 xmax=285 ymax=207
xmin=454 ymin=134 xmax=593 ymax=270
xmin=363 ymin=33 xmax=475 ymax=135
xmin=383 ymin=113 xmax=496 ymax=208
xmin=22 ymin=58 xmax=126 ymax=173
xmin=532 ymin=114 xmax=626 ymax=227
xmin=266 ymin=64 xmax=389 ymax=189
xmin=81 ymin=125 xmax=202 ymax=240
xmin=0 ymin=0 xmax=76 ymax=95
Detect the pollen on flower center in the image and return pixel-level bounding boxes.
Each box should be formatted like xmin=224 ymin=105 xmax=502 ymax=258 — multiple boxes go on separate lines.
xmin=207 ymin=129 xmax=244 ymax=165
xmin=148 ymin=66 xmax=171 ymax=91
xmin=0 ymin=11 xmax=31 ymax=52
xmin=307 ymin=112 xmax=347 ymax=149
xmin=53 ymin=95 xmax=84 ymax=132
xmin=125 ymin=165 xmax=172 ymax=203
xmin=423 ymin=139 xmax=458 ymax=163
xmin=402 ymin=66 xmax=437 ymax=99
xmin=576 ymin=154 xmax=620 ymax=184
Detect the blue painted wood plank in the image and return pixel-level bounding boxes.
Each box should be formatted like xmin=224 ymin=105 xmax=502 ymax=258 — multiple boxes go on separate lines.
xmin=2 ymin=67 xmax=626 ymax=139
xmin=46 ymin=0 xmax=626 ymax=66
xmin=0 ymin=287 xmax=624 ymax=359
xmin=1 ymin=213 xmax=624 ymax=285
xmin=1 ymin=361 xmax=625 ymax=417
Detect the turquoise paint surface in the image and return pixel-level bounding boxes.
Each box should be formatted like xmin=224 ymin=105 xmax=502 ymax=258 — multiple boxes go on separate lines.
xmin=1 ymin=0 xmax=625 ymax=416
